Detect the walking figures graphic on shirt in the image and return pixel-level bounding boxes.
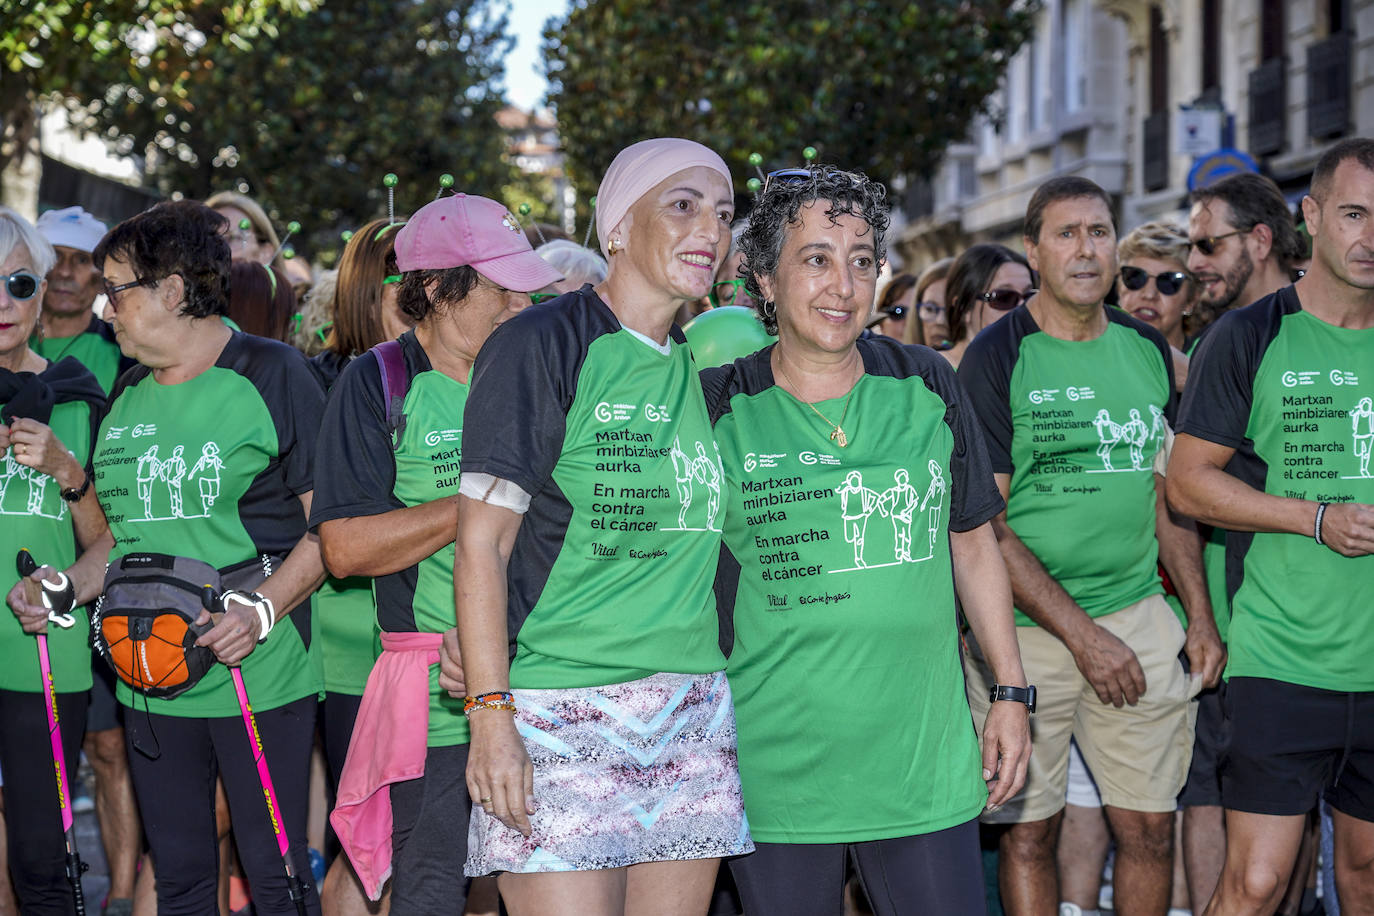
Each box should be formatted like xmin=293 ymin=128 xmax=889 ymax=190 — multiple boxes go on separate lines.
xmin=0 ymin=446 xmax=67 ymax=520
xmin=665 ymin=436 xmax=724 ymax=532
xmin=132 ymin=440 xmax=223 ymax=521
xmin=1088 ymin=407 xmax=1152 ymax=473
xmin=832 ymin=462 xmax=946 ymax=572
xmin=1350 ymin=397 xmax=1374 ymax=479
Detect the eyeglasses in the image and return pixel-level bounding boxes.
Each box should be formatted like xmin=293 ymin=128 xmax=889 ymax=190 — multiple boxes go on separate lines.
xmin=710 ymin=278 xmax=750 ymax=307
xmin=1189 ymin=229 xmax=1246 ymax=256
xmin=978 ymin=288 xmax=1036 ymax=311
xmin=916 ymin=301 xmax=945 ymax=321
xmin=762 ymin=168 xmax=812 ymax=194
xmin=1120 ymin=265 xmax=1190 ymax=296
xmin=530 ymin=293 xmax=558 ymax=305
xmin=1 ymin=271 xmax=41 ymax=301
xmin=102 ymin=276 xmax=153 ymax=309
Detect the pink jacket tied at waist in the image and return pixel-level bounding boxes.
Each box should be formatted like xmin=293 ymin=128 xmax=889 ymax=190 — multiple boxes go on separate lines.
xmin=330 ymin=631 xmax=444 ymax=901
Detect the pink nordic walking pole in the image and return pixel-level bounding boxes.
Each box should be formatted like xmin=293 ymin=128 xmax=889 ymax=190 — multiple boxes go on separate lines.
xmin=216 ymin=597 xmax=310 ymax=916
xmin=17 ymin=549 xmax=87 ymax=915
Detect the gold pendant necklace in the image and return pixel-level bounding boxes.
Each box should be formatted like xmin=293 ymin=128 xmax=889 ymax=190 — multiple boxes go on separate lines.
xmin=776 ymin=361 xmax=855 ymax=448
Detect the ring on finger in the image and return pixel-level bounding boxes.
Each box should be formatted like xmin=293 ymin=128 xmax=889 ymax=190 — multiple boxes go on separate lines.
xmin=480 ymin=796 xmax=493 ymax=805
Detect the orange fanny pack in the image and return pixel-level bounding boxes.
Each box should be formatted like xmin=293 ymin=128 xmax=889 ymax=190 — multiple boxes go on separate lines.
xmin=93 ymin=553 xmax=276 ymax=699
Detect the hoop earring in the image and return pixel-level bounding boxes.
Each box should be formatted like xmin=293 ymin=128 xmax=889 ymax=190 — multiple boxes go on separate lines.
xmin=761 ymin=300 xmax=776 ymax=319
xmin=607 ymin=236 xmax=623 ymax=256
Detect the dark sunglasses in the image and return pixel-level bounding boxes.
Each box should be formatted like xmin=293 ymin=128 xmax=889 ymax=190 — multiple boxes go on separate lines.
xmin=1189 ymin=228 xmax=1246 ymax=256
xmin=978 ymin=288 xmax=1036 ymax=311
xmin=1120 ymin=265 xmax=1190 ymax=296
xmin=882 ymin=304 xmax=909 ymax=320
xmin=2 ymin=271 xmax=41 ymax=301
xmin=710 ymin=278 xmax=749 ymax=307
xmin=102 ymin=275 xmax=153 ymax=308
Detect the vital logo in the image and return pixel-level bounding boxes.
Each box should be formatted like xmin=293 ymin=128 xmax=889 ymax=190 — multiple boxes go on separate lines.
xmin=105 ymin=426 xmax=128 ymax=441
xmin=423 ymin=428 xmax=461 ymax=447
xmin=798 ymin=451 xmax=841 ymax=466
xmin=1281 ymin=371 xmax=1321 ymax=388
xmin=742 ymin=452 xmax=787 ymax=473
xmin=593 ymin=401 xmax=637 ymax=423
xmin=1028 ymin=388 xmax=1061 ymax=404
xmin=1066 ymin=386 xmax=1096 ymax=401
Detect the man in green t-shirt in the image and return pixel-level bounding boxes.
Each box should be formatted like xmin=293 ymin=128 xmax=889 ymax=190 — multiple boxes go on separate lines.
xmin=35 ymin=207 xmax=130 ymax=396
xmin=961 ymin=176 xmax=1223 ymax=916
xmin=1170 ymin=138 xmax=1374 ymax=915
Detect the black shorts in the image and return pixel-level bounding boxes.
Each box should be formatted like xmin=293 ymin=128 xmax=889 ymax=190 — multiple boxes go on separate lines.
xmin=1179 ymin=682 xmax=1228 ymax=808
xmin=1221 ymin=677 xmax=1374 ymax=822
xmin=87 ymin=657 xmax=123 ymax=733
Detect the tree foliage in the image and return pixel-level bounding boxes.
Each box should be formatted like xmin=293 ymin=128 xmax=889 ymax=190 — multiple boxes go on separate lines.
xmin=544 ymin=0 xmax=1038 ymax=193
xmin=66 ymin=0 xmax=517 ymax=257
xmin=2 ymin=0 xmax=312 ymax=177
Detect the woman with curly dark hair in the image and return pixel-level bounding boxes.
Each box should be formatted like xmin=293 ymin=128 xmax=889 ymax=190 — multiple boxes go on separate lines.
xmin=311 ymin=193 xmax=560 ymax=913
xmin=941 ymin=243 xmax=1035 ymax=369
xmin=90 ymin=199 xmax=327 ymax=913
xmin=701 ymin=165 xmax=1031 ymax=913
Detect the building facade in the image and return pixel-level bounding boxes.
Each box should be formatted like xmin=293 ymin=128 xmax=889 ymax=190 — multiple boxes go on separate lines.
xmin=897 ymin=0 xmax=1374 ymax=269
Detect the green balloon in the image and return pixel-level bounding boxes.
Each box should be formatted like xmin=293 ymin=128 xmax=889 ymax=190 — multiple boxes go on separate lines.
xmin=283 ymin=246 xmax=295 ymax=259
xmin=683 ymin=306 xmax=772 ymax=368
xmin=383 ymin=173 xmax=399 ymax=188
xmin=803 ymin=146 xmax=817 ymax=160
xmin=746 ymin=177 xmax=762 ymax=193
xmin=239 ymin=218 xmax=251 ymax=230
xmin=748 ymin=152 xmax=763 ymax=167
xmin=439 ymin=173 xmax=455 ymax=188
xmin=341 ymin=230 xmax=354 ymax=242
xmin=286 ymin=220 xmax=301 ymax=234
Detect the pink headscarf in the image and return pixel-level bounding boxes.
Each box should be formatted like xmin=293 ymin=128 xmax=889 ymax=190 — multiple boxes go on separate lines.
xmin=594 ymin=138 xmax=732 ymax=252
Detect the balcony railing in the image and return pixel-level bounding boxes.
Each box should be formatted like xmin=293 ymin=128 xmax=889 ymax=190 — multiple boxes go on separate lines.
xmin=1143 ymin=110 xmax=1169 ymax=192
xmin=1307 ymin=32 xmax=1352 ymax=139
xmin=1248 ymin=57 xmax=1286 ymax=157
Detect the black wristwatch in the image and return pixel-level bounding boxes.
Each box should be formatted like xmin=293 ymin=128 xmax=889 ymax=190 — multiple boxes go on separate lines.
xmin=990 ymin=684 xmax=1037 ymax=713
xmin=60 ymin=471 xmax=91 ymax=503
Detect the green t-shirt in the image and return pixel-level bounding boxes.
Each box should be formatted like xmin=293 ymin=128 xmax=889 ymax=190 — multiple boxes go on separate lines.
xmin=961 ymin=306 xmax=1176 ymax=624
xmin=461 ymin=290 xmax=726 ymax=689
xmin=34 ymin=316 xmax=130 ymax=395
xmin=0 ymin=360 xmax=103 ymax=693
xmin=310 ymin=333 xmax=469 ymax=745
xmin=703 ymin=339 xmax=1004 ymax=843
xmin=1178 ymin=287 xmax=1374 ymax=691
xmin=93 ymin=333 xmax=325 ymax=717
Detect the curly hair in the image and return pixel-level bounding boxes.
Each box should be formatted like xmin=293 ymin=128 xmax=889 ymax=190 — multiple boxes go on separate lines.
xmin=396 ymin=265 xmax=481 ymax=323
xmin=93 ymin=200 xmax=231 ymax=319
xmin=738 ymin=165 xmax=890 ymax=335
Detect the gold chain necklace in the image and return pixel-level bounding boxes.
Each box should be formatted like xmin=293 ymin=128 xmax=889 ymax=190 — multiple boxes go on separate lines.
xmin=776 ymin=361 xmax=856 ymax=448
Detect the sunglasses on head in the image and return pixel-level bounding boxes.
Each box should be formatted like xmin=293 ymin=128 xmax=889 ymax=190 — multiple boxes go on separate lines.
xmin=978 ymin=288 xmax=1036 ymax=311
xmin=2 ymin=271 xmax=41 ymax=301
xmin=1120 ymin=265 xmax=1190 ymax=296
xmin=710 ymin=278 xmax=749 ymax=307
xmin=762 ymin=168 xmax=812 ymax=194
xmin=1189 ymin=228 xmax=1247 ymax=256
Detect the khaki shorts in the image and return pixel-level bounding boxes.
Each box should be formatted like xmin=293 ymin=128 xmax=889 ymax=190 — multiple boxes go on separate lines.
xmin=964 ymin=594 xmax=1198 ymax=823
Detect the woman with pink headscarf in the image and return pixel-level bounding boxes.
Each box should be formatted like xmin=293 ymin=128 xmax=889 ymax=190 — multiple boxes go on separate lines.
xmin=446 ymin=139 xmax=753 ymax=913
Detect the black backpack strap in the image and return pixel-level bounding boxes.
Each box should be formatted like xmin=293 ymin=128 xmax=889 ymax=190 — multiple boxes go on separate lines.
xmin=369 ymin=340 xmax=409 ymax=451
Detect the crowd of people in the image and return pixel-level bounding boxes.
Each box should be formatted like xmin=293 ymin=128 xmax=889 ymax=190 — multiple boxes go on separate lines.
xmin=0 ymin=133 xmax=1371 ymax=916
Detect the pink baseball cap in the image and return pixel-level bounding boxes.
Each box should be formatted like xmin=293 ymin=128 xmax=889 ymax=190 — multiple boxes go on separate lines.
xmin=395 ymin=193 xmax=563 ymax=292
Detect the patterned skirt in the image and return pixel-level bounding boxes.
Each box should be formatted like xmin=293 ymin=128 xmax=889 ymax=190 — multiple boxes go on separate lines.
xmin=465 ymin=669 xmax=753 ymax=874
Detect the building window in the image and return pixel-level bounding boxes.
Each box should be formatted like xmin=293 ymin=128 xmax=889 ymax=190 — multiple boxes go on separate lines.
xmin=1062 ymin=0 xmax=1085 ymax=112
xmin=1149 ymin=4 xmax=1168 ymax=115
xmin=1200 ymin=0 xmax=1220 ymax=98
xmin=1260 ymin=0 xmax=1285 ymax=62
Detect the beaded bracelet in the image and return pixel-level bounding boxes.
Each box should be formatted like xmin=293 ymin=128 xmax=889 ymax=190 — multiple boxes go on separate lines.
xmin=463 ymin=691 xmax=516 ymax=716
